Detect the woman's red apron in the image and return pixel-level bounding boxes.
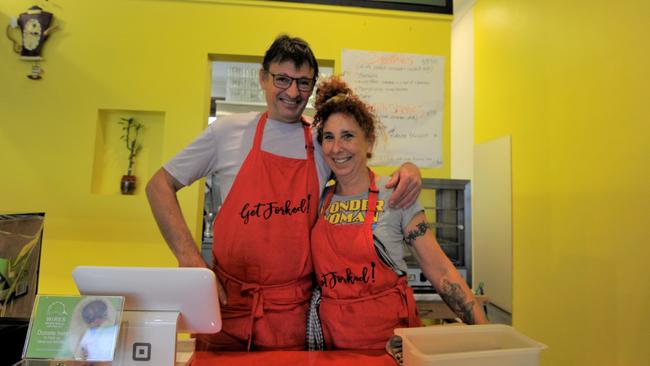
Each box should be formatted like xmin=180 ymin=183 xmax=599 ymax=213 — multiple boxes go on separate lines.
xmin=311 ymin=170 xmax=421 ymax=350
xmin=197 ymin=112 xmax=319 ymax=351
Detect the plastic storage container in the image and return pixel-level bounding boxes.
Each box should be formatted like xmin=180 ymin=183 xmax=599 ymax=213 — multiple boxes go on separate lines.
xmin=394 ymin=324 xmax=546 ymax=366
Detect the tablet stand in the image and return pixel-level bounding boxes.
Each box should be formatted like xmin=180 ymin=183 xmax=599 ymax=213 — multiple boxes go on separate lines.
xmin=113 ymin=310 xmax=180 ymax=366
xmin=68 ymin=266 xmax=222 ymax=365
xmin=18 ymin=311 xmax=181 ymax=366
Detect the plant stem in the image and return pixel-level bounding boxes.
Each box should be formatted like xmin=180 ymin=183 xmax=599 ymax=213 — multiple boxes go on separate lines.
xmin=121 ymin=117 xmax=142 ymax=176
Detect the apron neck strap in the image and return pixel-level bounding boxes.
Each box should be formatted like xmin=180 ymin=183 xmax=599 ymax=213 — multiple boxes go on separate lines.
xmin=252 ymin=112 xmax=268 ymax=151
xmin=253 ymin=112 xmax=313 ymax=156
xmin=363 ymin=170 xmax=378 ymax=226
xmin=302 ymin=117 xmax=315 ymax=161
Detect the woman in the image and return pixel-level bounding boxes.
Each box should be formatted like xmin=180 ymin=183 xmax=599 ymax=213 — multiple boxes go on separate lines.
xmin=310 ymin=76 xmax=488 ymax=350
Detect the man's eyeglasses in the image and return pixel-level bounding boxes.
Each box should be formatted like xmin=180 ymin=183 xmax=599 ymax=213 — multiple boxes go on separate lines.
xmin=266 ymin=72 xmax=315 ymax=92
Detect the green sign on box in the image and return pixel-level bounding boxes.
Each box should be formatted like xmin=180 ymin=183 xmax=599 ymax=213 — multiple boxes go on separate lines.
xmin=23 ymin=295 xmax=124 ymax=362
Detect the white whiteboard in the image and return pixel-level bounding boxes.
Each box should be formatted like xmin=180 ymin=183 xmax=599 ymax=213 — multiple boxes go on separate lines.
xmin=342 ymin=49 xmax=444 ymax=167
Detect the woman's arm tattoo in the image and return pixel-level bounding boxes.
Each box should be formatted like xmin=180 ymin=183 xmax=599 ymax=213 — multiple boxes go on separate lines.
xmin=405 ymin=221 xmax=428 ymax=246
xmin=439 ymin=279 xmax=476 ymax=324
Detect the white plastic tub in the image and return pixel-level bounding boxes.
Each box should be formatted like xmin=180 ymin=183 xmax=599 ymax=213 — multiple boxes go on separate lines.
xmin=394 ymin=324 xmax=547 ymax=366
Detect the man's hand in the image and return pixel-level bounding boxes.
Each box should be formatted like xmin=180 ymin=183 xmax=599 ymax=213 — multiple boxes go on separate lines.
xmin=385 ymin=162 xmax=422 ymax=208
xmin=216 ymin=278 xmax=228 ymax=306
xmin=177 ymin=251 xmax=208 ymax=268
xmin=179 ymin=255 xmax=228 ymax=306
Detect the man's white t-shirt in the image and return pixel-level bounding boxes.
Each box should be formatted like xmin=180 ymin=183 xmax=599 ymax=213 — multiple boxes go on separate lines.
xmin=164 ymin=112 xmax=331 ymax=203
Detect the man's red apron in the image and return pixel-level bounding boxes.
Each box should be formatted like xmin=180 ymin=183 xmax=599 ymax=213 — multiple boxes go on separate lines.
xmin=311 ymin=170 xmax=421 ymax=350
xmin=196 ymin=112 xmax=319 ymax=351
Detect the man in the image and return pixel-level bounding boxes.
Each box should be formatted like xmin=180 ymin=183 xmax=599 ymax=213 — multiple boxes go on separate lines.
xmin=146 ymin=35 xmax=421 ymax=351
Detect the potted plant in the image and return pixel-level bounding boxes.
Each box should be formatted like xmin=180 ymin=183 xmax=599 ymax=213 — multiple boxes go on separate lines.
xmin=118 ymin=117 xmax=143 ymax=194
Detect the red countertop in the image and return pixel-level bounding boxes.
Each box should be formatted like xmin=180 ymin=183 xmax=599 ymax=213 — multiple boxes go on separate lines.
xmin=189 ymin=350 xmax=397 ymax=366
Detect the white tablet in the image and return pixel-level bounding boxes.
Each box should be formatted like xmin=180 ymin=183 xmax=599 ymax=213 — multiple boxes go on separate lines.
xmin=72 ymin=266 xmax=221 ymax=333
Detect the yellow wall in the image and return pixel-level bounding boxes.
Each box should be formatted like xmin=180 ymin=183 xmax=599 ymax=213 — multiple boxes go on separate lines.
xmin=474 ymin=1 xmax=650 ymax=365
xmin=0 ymin=1 xmax=451 ymax=294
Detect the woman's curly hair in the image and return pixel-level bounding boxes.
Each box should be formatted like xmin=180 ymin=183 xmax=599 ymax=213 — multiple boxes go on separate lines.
xmin=313 ymin=76 xmax=382 ymax=156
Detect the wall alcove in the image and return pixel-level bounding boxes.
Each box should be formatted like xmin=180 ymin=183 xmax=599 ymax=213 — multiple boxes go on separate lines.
xmin=91 ymin=109 xmax=165 ymax=195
